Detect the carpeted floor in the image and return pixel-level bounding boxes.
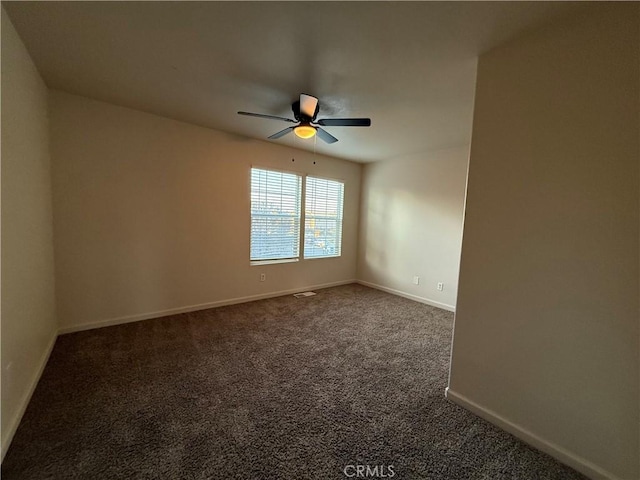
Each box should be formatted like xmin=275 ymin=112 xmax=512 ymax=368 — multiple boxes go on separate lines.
xmin=2 ymin=284 xmax=586 ymax=479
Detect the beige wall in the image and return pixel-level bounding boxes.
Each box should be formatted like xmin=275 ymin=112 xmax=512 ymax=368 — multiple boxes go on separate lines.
xmin=1 ymin=10 xmax=58 ymax=458
xmin=49 ymin=91 xmax=362 ymax=331
xmin=448 ymin=5 xmax=639 ymax=480
xmin=357 ymin=146 xmax=469 ymax=310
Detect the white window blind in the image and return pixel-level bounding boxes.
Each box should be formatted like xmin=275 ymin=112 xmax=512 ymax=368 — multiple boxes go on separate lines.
xmin=304 ymin=176 xmax=344 ymax=259
xmin=250 ymin=168 xmax=302 ymax=262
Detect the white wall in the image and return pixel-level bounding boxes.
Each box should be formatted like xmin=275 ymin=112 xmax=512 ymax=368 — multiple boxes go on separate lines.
xmin=49 ymin=91 xmax=362 ymax=332
xmin=448 ymin=5 xmax=639 ymax=480
xmin=357 ymin=146 xmax=469 ymax=310
xmin=0 ymin=9 xmax=58 ymax=459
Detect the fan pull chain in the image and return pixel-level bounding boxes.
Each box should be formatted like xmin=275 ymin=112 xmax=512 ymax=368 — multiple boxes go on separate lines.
xmin=313 ymin=133 xmax=317 ymax=165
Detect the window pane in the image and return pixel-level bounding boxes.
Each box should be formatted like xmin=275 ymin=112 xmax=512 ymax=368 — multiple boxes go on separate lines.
xmin=304 ymin=176 xmax=344 ymax=259
xmin=250 ymin=168 xmax=302 ymax=261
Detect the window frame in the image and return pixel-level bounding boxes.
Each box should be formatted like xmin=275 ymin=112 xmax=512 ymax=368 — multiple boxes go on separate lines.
xmin=249 ymin=167 xmax=345 ymax=265
xmin=303 ymin=174 xmax=345 ymax=260
xmin=249 ymin=167 xmax=303 ymax=265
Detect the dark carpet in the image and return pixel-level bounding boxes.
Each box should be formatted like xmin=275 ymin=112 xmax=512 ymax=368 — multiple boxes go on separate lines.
xmin=2 ymin=284 xmax=586 ymax=479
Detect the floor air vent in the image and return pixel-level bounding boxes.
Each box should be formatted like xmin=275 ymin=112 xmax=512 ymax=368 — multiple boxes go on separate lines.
xmin=293 ymin=291 xmax=316 ymax=298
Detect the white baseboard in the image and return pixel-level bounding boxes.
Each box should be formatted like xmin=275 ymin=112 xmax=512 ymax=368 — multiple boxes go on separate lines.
xmin=356 ymin=280 xmax=455 ymax=312
xmin=1 ymin=332 xmax=57 ymax=463
xmin=444 ymin=388 xmax=621 ymax=480
xmin=58 ymin=279 xmax=357 ymax=334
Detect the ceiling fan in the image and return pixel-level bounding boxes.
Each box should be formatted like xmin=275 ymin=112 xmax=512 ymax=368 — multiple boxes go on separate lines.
xmin=238 ymin=94 xmax=371 ymax=144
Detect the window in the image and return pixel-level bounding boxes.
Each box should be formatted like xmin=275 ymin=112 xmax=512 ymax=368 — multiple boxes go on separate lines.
xmin=250 ymin=168 xmax=302 ymax=262
xmin=250 ymin=168 xmax=344 ymax=262
xmin=304 ymin=176 xmax=344 ymax=259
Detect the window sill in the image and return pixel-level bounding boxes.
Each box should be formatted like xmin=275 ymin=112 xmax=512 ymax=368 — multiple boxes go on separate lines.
xmin=303 ymin=255 xmax=341 ymax=260
xmin=250 ymin=258 xmax=299 ymax=266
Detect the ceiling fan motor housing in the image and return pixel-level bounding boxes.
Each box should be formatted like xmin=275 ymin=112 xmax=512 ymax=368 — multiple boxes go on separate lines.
xmin=292 ymin=100 xmax=319 ymax=122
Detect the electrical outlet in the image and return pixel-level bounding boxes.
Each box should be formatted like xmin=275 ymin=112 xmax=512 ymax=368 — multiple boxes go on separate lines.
xmin=437 ymin=282 xmax=444 ymax=291
xmin=413 ymin=276 xmax=420 ymax=285
xmin=260 ymin=273 xmax=266 ymax=282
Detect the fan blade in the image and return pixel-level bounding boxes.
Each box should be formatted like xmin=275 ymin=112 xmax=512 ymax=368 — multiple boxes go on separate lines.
xmin=300 ymin=94 xmax=319 ymax=119
xmin=317 ymin=118 xmax=371 ymax=127
xmin=238 ymin=111 xmax=296 ymax=123
xmin=268 ymin=126 xmax=295 ymax=139
xmin=316 ymin=127 xmax=338 ymax=144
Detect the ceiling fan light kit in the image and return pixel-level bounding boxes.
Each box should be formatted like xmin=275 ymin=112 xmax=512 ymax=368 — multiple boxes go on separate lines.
xmin=294 ymin=124 xmax=317 ymax=139
xmin=238 ymin=93 xmax=371 ymax=144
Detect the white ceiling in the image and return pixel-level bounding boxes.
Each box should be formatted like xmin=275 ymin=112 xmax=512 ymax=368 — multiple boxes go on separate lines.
xmin=3 ymin=1 xmax=594 ymax=163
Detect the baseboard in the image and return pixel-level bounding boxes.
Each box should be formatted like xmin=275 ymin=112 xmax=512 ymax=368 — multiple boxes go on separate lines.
xmin=58 ymin=279 xmax=357 ymax=334
xmin=444 ymin=388 xmax=622 ymax=480
xmin=356 ymin=280 xmax=455 ymax=312
xmin=1 ymin=332 xmax=57 ymax=463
